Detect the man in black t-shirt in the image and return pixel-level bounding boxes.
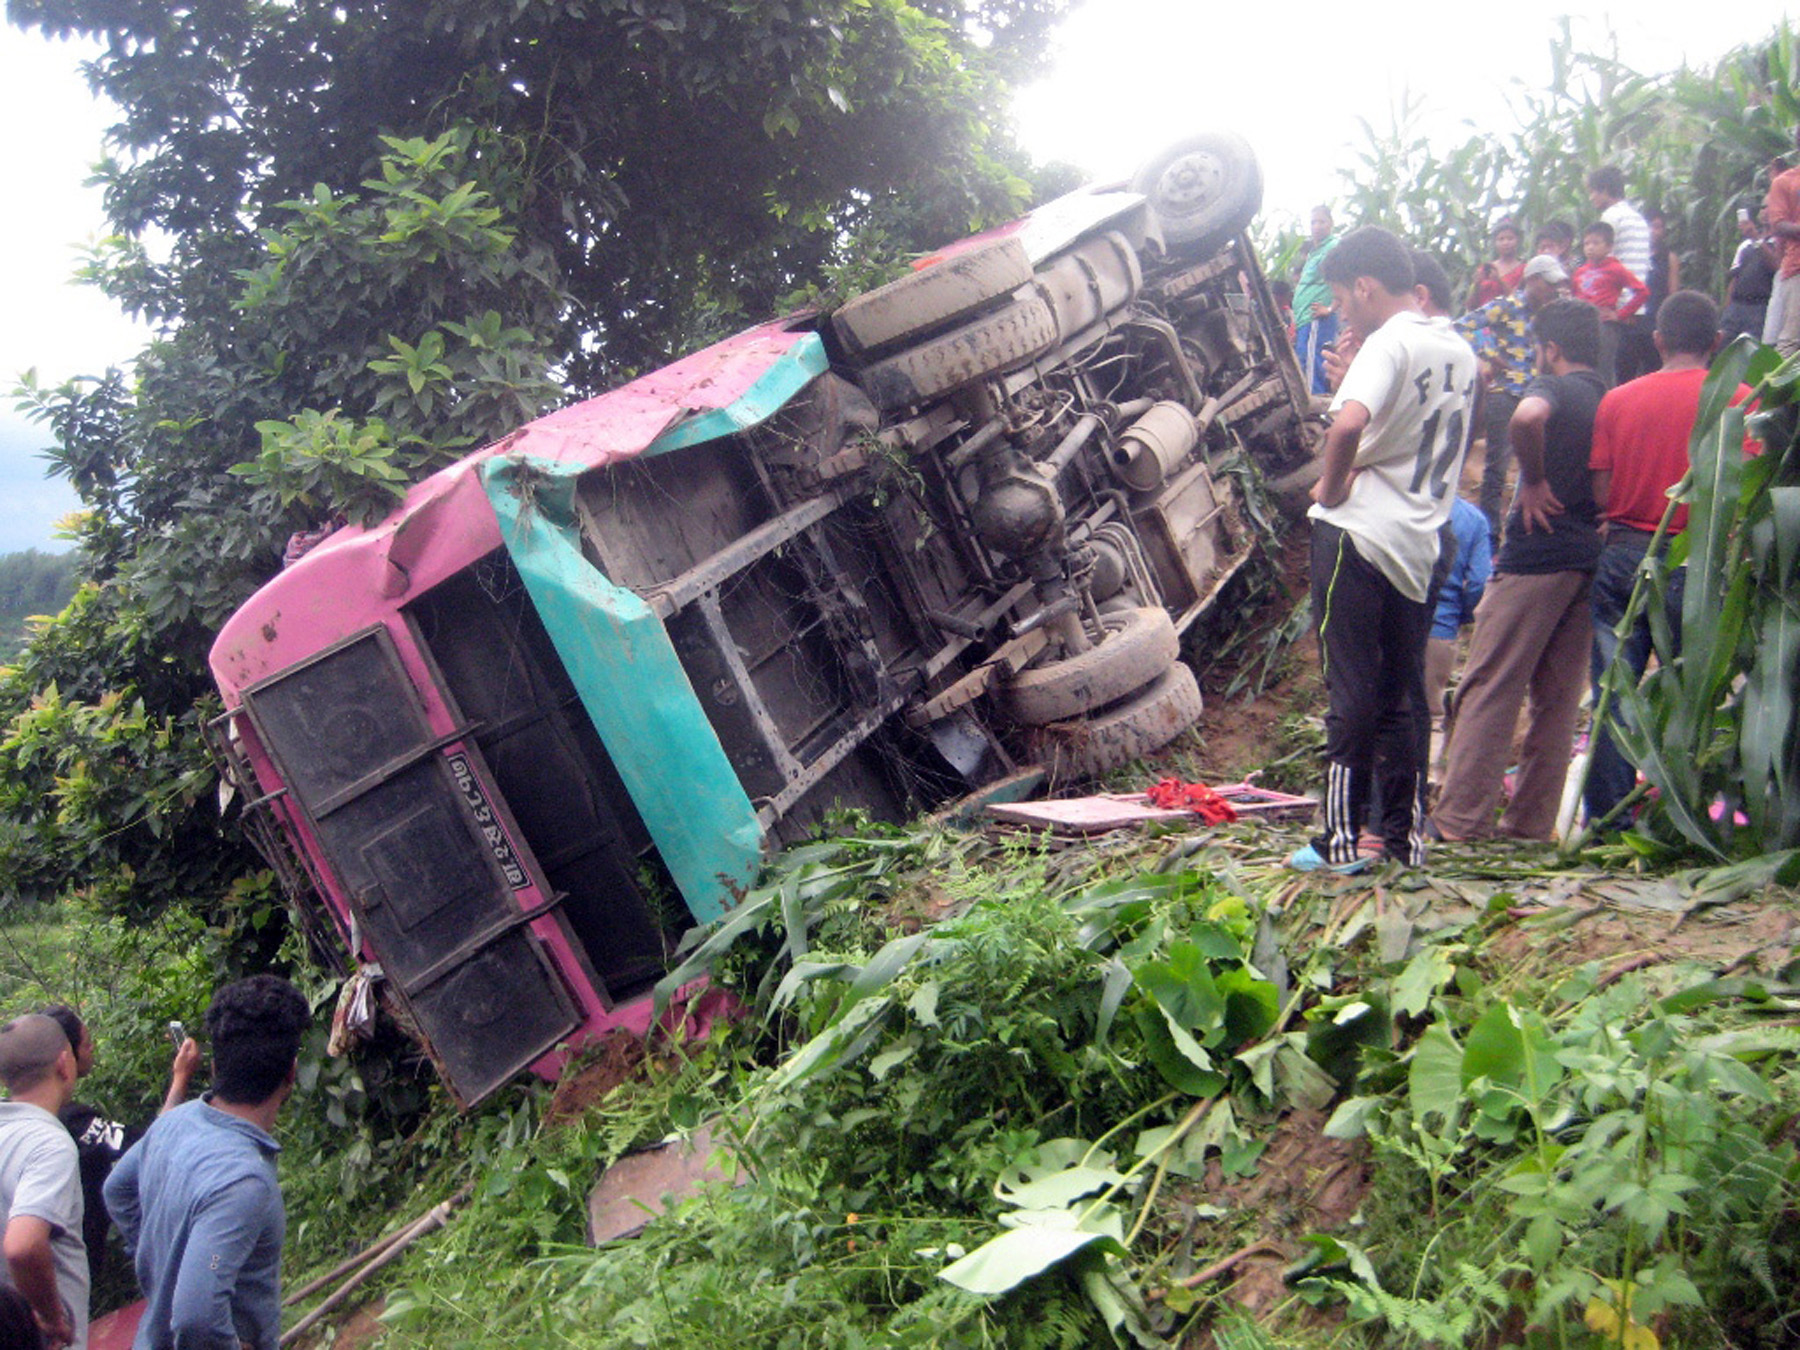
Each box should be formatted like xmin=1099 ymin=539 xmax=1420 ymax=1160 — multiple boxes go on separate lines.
xmin=39 ymin=1007 xmax=198 ymax=1290
xmin=1721 ymin=208 xmax=1777 ymax=344
xmin=1431 ymin=300 xmax=1606 ymax=841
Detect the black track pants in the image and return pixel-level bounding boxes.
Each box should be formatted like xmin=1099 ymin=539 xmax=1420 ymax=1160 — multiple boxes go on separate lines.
xmin=1308 ymin=521 xmax=1434 ymax=866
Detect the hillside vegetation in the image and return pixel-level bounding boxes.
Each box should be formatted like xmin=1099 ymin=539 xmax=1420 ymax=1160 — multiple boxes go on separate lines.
xmin=0 ymin=548 xmax=76 ymax=655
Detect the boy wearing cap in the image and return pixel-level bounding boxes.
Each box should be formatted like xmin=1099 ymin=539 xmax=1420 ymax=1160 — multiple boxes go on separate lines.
xmin=1455 ymin=254 xmax=1567 ymax=537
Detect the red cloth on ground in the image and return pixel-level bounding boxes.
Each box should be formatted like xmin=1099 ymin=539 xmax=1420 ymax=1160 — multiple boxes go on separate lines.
xmin=1145 ymin=778 xmax=1238 ymax=824
xmin=1590 ymin=369 xmax=1757 ymax=534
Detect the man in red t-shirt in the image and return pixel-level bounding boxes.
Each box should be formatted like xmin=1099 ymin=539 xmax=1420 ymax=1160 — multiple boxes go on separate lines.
xmin=1585 ymin=291 xmax=1756 ymax=827
xmin=1762 ymin=124 xmax=1800 ymax=355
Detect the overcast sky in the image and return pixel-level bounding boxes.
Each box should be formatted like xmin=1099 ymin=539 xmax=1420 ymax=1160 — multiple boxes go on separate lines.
xmin=2 ymin=1 xmax=1794 ymax=551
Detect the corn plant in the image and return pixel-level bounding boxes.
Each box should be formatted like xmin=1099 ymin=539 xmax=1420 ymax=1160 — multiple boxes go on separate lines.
xmin=1583 ymin=338 xmax=1800 ymax=859
xmin=1336 ymin=21 xmax=1800 ymax=299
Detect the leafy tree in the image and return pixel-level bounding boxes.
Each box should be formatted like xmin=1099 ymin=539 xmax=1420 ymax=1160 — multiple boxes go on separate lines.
xmin=0 ymin=1 xmax=1061 ymax=917
xmin=13 ymin=0 xmax=1062 ymax=387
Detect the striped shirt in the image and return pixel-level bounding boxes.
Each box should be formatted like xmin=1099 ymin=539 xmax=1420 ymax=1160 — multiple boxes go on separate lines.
xmin=1603 ymin=201 xmax=1651 ymax=283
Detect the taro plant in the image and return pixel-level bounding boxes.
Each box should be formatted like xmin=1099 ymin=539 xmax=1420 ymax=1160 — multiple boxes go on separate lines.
xmin=1327 ymin=970 xmax=1800 ymax=1348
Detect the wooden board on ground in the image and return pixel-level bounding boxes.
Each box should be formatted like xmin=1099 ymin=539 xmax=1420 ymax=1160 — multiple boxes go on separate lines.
xmin=986 ymin=795 xmax=1194 ymax=834
xmin=986 ymin=782 xmax=1317 ymax=836
xmin=588 ymin=1121 xmax=739 ymax=1244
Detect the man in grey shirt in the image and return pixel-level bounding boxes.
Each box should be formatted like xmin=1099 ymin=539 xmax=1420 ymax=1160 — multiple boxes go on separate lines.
xmin=1 ymin=1014 xmax=88 ymax=1350
xmin=105 ymin=977 xmax=310 ymax=1350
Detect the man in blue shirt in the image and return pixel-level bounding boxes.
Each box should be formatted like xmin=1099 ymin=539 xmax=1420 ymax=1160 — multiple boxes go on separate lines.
xmin=105 ymin=977 xmax=310 ymax=1350
xmin=1427 ymin=497 xmax=1492 ymax=766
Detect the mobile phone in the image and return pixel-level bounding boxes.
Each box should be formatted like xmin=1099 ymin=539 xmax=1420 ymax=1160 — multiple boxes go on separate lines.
xmin=168 ymin=1020 xmax=186 ymax=1047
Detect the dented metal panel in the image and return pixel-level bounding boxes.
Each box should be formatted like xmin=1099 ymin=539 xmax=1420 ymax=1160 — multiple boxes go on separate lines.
xmin=238 ymin=628 xmax=579 ymax=1106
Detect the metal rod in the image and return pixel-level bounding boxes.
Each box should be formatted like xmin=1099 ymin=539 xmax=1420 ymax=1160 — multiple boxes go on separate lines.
xmin=1043 ymin=413 xmax=1103 ymax=475
xmin=941 ymin=414 xmax=1009 ymax=475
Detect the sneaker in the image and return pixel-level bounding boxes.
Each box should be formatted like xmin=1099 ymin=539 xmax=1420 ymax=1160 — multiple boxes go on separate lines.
xmin=1287 ymin=843 xmax=1374 ymax=875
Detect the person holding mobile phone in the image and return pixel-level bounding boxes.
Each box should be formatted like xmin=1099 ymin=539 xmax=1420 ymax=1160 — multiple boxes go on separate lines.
xmin=105 ymin=977 xmax=310 ymax=1350
xmin=36 ymin=1008 xmax=199 ymax=1291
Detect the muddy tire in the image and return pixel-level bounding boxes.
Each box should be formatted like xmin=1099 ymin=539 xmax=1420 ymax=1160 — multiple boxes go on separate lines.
xmin=1004 ymin=606 xmax=1180 ymax=726
xmin=1030 ymin=661 xmax=1203 ymax=781
xmin=1262 ymin=456 xmax=1325 ymax=521
xmin=856 ymin=294 xmax=1058 ymax=412
xmin=1131 ymin=132 xmax=1262 ymax=254
xmin=832 ymin=238 xmax=1034 ymax=360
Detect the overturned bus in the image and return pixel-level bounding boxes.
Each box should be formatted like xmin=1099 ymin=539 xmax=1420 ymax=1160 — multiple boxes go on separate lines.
xmin=208 ymin=132 xmax=1321 ymax=1105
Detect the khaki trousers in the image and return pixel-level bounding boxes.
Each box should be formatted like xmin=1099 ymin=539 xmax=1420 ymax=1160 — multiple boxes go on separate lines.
xmin=1769 ymin=269 xmax=1800 ymax=358
xmin=1435 ymin=570 xmax=1592 ymax=841
xmin=1425 ymin=635 xmax=1458 ymax=773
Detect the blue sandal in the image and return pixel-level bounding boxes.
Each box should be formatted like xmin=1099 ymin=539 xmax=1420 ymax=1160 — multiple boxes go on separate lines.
xmin=1286 ymin=843 xmax=1373 ymax=875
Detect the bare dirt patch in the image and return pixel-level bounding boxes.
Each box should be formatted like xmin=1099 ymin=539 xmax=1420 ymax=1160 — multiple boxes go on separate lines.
xmin=325 ymin=1302 xmax=385 ymax=1349
xmin=544 ymin=1029 xmax=651 ymax=1128
xmin=1486 ymin=886 xmax=1800 ymax=985
xmin=1163 ymin=1107 xmax=1370 ymax=1326
xmin=1173 ymin=528 xmax=1322 ymax=788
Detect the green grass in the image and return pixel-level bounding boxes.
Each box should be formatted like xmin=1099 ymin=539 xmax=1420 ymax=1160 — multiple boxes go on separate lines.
xmin=12 ymin=796 xmax=1799 ymax=1348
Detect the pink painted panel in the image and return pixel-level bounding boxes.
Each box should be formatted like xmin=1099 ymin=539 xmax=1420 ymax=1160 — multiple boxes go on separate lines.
xmin=210 ymin=317 xmax=815 ymax=701
xmin=204 ymin=316 xmax=820 ymax=1083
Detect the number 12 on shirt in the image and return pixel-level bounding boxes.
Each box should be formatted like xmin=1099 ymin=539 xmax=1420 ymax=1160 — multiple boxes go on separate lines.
xmin=1408 ymin=367 xmax=1477 ymax=499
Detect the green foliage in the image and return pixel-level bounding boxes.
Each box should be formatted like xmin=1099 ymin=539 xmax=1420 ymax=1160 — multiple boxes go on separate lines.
xmin=0 ymin=899 xmax=223 ymax=1119
xmin=1333 ymin=966 xmax=1800 ymax=1348
xmin=337 ymin=823 xmax=1800 ymax=1348
xmin=1583 ymin=339 xmax=1800 ymax=858
xmin=0 ymin=127 xmax=559 ymax=918
xmin=1337 ymin=22 xmax=1800 ymax=300
xmin=0 ymin=550 xmax=78 ymax=656
xmin=0 ymin=675 xmax=236 ymax=914
xmin=14 ymin=0 xmax=1054 ymax=390
xmin=352 ymin=833 xmax=1299 ymax=1346
xmin=232 ymin=411 xmax=414 ymax=527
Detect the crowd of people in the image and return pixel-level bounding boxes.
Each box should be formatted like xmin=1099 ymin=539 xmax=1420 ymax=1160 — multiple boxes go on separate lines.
xmin=1283 ymin=150 xmax=1775 ymax=873
xmin=1 ymin=978 xmax=310 ymax=1349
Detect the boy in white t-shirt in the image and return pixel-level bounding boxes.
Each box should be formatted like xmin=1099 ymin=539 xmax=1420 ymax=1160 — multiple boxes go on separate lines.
xmin=1292 ymin=226 xmax=1479 ymax=872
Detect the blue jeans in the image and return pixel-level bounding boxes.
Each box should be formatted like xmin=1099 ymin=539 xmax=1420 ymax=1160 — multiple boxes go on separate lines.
xmin=1295 ymin=314 xmax=1338 ymax=396
xmin=1586 ymin=534 xmax=1685 ymax=827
